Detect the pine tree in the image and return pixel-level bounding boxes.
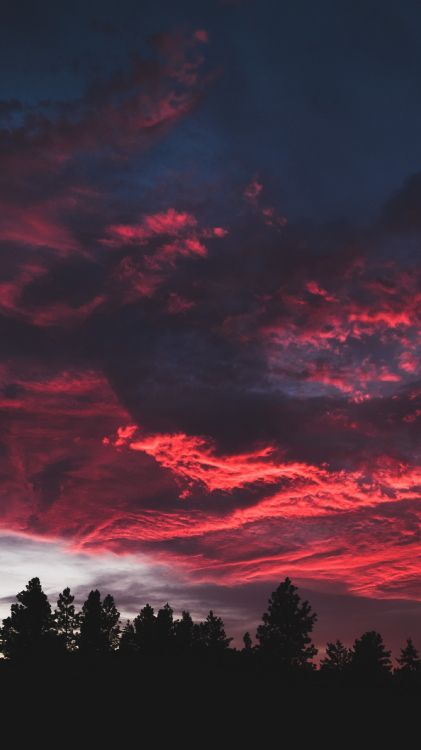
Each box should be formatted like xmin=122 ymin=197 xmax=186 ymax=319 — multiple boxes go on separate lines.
xmin=242 ymin=631 xmax=255 ymax=666
xmin=397 ymin=638 xmax=421 ymax=673
xmin=156 ymin=603 xmax=174 ymax=657
xmin=54 ymin=587 xmax=79 ymax=652
xmin=243 ymin=631 xmax=253 ymax=651
xmin=79 ymin=590 xmax=104 ymax=654
xmin=199 ymin=610 xmax=232 ymax=651
xmin=133 ymin=604 xmax=156 ymax=655
xmin=156 ymin=604 xmax=174 ymax=640
xmin=79 ymin=590 xmax=120 ymax=654
xmin=119 ymin=621 xmax=137 ymax=654
xmin=0 ymin=577 xmax=57 ymax=659
xmin=174 ymin=610 xmax=196 ymax=652
xmin=101 ymin=594 xmax=120 ymax=651
xmin=256 ymin=577 xmax=317 ymax=671
xmin=351 ymin=631 xmax=392 ymax=681
xmin=320 ymin=640 xmax=353 ymax=673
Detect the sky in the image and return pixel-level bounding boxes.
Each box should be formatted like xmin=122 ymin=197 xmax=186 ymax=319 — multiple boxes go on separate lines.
xmin=0 ymin=0 xmax=421 ymax=654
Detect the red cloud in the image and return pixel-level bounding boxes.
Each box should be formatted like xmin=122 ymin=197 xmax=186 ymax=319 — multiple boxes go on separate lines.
xmin=0 ymin=202 xmax=78 ymax=254
xmin=221 ymin=261 xmax=421 ymax=398
xmin=306 ymin=280 xmax=338 ymax=303
xmin=304 ymin=360 xmax=401 ymax=395
xmin=243 ymin=176 xmax=287 ymax=228
xmin=0 ymin=261 xmax=105 ymax=329
xmin=106 ymin=422 xmax=421 ymax=511
xmin=0 ymin=31 xmax=210 ymax=296
xmin=0 ymin=363 xmax=420 ymax=606
xmin=114 ymin=428 xmax=287 ymax=493
xmin=244 ymin=177 xmax=263 ymax=202
xmin=105 ymin=209 xmax=199 ymax=245
xmin=1 ymin=30 xmax=208 ymax=178
xmin=105 ymin=208 xmax=226 ymax=302
xmin=166 ymin=293 xmax=195 ymax=314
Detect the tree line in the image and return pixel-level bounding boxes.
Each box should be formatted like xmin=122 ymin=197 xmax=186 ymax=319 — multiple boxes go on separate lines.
xmin=1 ymin=575 xmax=420 ymax=689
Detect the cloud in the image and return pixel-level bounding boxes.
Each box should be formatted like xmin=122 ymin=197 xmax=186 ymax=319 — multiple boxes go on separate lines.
xmin=0 ymin=25 xmax=210 ymax=311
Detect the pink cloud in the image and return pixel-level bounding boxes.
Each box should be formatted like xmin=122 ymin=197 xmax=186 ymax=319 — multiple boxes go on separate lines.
xmin=244 ymin=177 xmax=263 ymax=203
xmin=166 ymin=293 xmax=195 ymax=314
xmin=0 ymin=202 xmax=78 ymax=254
xmin=104 ymin=208 xmax=226 ymax=301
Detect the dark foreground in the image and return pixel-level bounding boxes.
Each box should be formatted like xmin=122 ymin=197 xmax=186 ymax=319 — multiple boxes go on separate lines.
xmin=0 ymin=660 xmax=417 ymax=746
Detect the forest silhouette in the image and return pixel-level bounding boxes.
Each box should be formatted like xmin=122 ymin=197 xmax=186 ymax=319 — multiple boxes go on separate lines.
xmin=1 ymin=575 xmax=420 ymax=694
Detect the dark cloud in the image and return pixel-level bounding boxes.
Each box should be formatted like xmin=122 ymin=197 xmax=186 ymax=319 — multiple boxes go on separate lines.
xmin=31 ymin=457 xmax=82 ymax=510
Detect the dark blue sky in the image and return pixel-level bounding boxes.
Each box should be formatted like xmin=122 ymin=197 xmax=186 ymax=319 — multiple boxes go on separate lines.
xmin=3 ymin=0 xmax=421 ymax=221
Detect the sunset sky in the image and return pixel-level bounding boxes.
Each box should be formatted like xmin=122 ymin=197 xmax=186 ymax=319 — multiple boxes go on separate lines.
xmin=1 ymin=0 xmax=421 ymax=652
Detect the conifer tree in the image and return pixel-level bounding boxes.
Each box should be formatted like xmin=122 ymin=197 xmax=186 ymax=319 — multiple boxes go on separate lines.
xmin=174 ymin=610 xmax=196 ymax=652
xmin=119 ymin=621 xmax=137 ymax=654
xmin=79 ymin=590 xmax=104 ymax=654
xmin=55 ymin=587 xmax=79 ymax=652
xmin=101 ymin=594 xmax=120 ymax=651
xmin=156 ymin=604 xmax=174 ymax=640
xmin=256 ymin=577 xmax=317 ymax=671
xmin=397 ymin=638 xmax=421 ymax=673
xmin=199 ymin=610 xmax=232 ymax=651
xmin=320 ymin=640 xmax=353 ymax=673
xmin=134 ymin=604 xmax=156 ymax=655
xmin=351 ymin=631 xmax=392 ymax=681
xmin=79 ymin=590 xmax=120 ymax=654
xmin=243 ymin=631 xmax=253 ymax=651
xmin=0 ymin=577 xmax=57 ymax=659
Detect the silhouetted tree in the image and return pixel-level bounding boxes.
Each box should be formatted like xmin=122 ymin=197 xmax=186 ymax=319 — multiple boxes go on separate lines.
xmin=395 ymin=637 xmax=421 ymax=691
xmin=256 ymin=577 xmax=317 ymax=672
xmin=119 ymin=621 xmax=137 ymax=654
xmin=243 ymin=631 xmax=253 ymax=651
xmin=241 ymin=630 xmax=256 ymax=670
xmin=79 ymin=590 xmax=103 ymax=654
xmin=0 ymin=577 xmax=57 ymax=660
xmin=101 ymin=594 xmax=120 ymax=651
xmin=397 ymin=638 xmax=421 ymax=673
xmin=320 ymin=640 xmax=353 ymax=674
xmin=156 ymin=603 xmax=174 ymax=653
xmin=199 ymin=610 xmax=232 ymax=652
xmin=79 ymin=590 xmax=120 ymax=654
xmin=174 ymin=610 xmax=196 ymax=654
xmin=55 ymin=587 xmax=79 ymax=652
xmin=7 ymin=573 xmax=421 ymax=695
xmin=351 ymin=631 xmax=392 ymax=683
xmin=134 ymin=604 xmax=156 ymax=656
